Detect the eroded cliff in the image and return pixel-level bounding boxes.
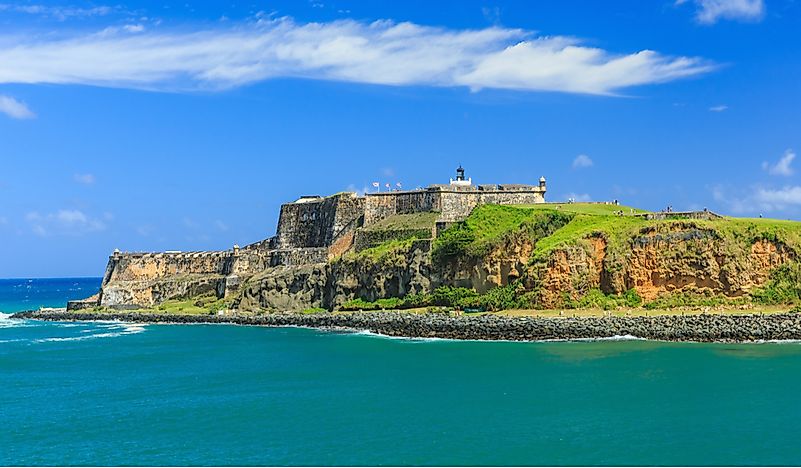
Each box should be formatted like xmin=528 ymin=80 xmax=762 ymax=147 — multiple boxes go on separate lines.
xmin=83 ymin=204 xmax=801 ymax=313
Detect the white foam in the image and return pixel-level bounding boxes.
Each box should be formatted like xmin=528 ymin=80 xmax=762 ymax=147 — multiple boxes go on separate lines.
xmin=346 ymin=329 xmax=447 ymax=342
xmin=754 ymin=339 xmax=801 ymax=344
xmin=568 ymin=334 xmax=647 ymax=342
xmin=34 ymin=322 xmax=147 ymax=343
xmin=338 ymin=328 xmax=649 ymax=344
xmin=0 ymin=313 xmax=33 ymax=329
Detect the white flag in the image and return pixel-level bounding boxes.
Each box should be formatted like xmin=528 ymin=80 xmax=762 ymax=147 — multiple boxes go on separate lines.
xmin=372 ymin=182 xmax=379 ymax=188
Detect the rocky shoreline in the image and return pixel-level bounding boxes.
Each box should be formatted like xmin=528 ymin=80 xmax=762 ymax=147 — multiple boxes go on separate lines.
xmin=12 ymin=309 xmax=801 ymax=342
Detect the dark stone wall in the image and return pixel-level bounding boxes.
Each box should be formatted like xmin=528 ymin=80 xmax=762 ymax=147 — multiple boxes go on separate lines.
xmin=276 ymin=193 xmax=364 ymax=249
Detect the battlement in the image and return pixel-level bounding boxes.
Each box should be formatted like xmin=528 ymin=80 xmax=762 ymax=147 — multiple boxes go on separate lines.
xmin=89 ymin=166 xmax=549 ymax=310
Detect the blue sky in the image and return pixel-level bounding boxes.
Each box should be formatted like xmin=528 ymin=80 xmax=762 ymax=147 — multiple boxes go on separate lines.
xmin=0 ymin=0 xmax=800 ymax=277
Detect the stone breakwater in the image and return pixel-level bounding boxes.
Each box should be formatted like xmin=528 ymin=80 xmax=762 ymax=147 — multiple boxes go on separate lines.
xmin=12 ymin=310 xmax=801 ymax=342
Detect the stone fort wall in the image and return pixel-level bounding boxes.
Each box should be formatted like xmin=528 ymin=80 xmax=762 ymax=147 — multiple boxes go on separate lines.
xmin=363 ymin=188 xmax=545 ymax=225
xmin=276 ymin=192 xmax=364 ymax=249
xmin=90 ymin=178 xmax=547 ymax=309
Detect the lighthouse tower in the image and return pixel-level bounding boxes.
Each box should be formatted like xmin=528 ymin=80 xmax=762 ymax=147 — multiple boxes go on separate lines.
xmin=449 ymin=165 xmax=473 ymax=187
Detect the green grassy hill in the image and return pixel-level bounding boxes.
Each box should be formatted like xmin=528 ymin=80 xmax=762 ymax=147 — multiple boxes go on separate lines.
xmin=353 ymin=203 xmax=801 ymax=313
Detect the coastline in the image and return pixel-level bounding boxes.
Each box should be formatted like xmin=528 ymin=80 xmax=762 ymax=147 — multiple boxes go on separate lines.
xmin=12 ymin=309 xmax=801 ymax=343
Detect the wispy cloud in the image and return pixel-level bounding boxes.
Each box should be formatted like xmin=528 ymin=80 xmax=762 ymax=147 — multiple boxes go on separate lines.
xmin=564 ymin=192 xmax=592 ymax=203
xmin=0 ymin=95 xmax=35 ymax=119
xmin=25 ymin=209 xmax=107 ymax=236
xmin=0 ymin=3 xmax=114 ymax=21
xmin=709 ymin=104 xmax=728 ymax=112
xmin=678 ymin=0 xmax=765 ymax=24
xmin=572 ymin=154 xmax=594 ymax=169
xmin=73 ymin=173 xmax=96 ymax=185
xmin=762 ymin=149 xmax=796 ymax=177
xmin=713 ymin=181 xmax=801 ymax=215
xmin=0 ymin=17 xmax=714 ymax=95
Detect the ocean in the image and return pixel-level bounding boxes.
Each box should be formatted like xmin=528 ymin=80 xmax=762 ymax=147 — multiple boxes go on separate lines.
xmin=3 ymin=278 xmax=801 ymax=466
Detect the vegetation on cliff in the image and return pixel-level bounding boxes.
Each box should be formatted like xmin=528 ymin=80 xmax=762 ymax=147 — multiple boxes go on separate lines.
xmin=426 ymin=203 xmax=801 ymax=311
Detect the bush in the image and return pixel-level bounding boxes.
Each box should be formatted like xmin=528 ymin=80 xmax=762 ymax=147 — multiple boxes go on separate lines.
xmin=432 ymin=223 xmax=476 ymax=263
xmin=430 ymin=286 xmax=479 ymax=307
xmin=302 ymin=307 xmax=328 ymax=314
xmin=336 ymin=284 xmax=529 ymax=313
xmin=643 ymin=292 xmax=738 ymax=310
xmin=623 ymin=288 xmax=643 ymax=308
xmin=751 ymin=264 xmax=801 ymax=305
xmin=340 ymin=298 xmax=381 ymax=311
xmin=476 ymin=283 xmax=525 ymax=311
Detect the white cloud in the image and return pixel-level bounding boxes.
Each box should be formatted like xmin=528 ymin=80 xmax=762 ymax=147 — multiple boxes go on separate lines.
xmin=678 ymin=0 xmax=765 ymax=24
xmin=73 ymin=173 xmax=96 ymax=184
xmin=25 ymin=209 xmax=106 ymax=236
xmin=755 ymin=186 xmax=801 ymax=208
xmin=709 ymin=104 xmax=728 ymax=112
xmin=0 ymin=17 xmax=714 ymax=95
xmin=0 ymin=4 xmax=113 ymax=20
xmin=0 ymin=95 xmax=35 ymax=119
xmin=762 ymin=149 xmax=796 ymax=177
xmin=122 ymin=24 xmax=145 ymax=33
xmin=712 ymin=183 xmax=801 ymax=215
xmin=564 ymin=193 xmax=592 ymax=203
xmin=572 ymin=154 xmax=593 ymax=169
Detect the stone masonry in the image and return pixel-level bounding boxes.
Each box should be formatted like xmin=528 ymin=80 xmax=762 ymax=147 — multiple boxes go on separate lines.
xmin=75 ymin=168 xmax=548 ymax=310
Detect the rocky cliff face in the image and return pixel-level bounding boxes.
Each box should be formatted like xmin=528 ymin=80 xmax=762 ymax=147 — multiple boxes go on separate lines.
xmin=88 ymin=215 xmax=800 ymax=312
xmin=525 ymin=223 xmax=796 ymax=308
xmin=234 ymin=241 xmax=433 ymax=311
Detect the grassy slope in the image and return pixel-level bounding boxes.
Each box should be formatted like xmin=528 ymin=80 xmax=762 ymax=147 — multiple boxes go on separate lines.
xmin=360 ymin=212 xmax=439 ymax=232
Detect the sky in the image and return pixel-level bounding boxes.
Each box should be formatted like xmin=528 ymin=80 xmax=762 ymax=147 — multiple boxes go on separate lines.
xmin=0 ymin=0 xmax=800 ymax=277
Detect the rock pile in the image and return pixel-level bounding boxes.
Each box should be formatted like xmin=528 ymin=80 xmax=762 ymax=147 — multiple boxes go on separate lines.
xmin=13 ymin=310 xmax=801 ymax=342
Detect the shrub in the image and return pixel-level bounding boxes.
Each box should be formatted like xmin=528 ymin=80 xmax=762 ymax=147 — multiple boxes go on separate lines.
xmin=430 ymin=286 xmax=479 ymax=307
xmin=623 ymin=288 xmax=643 ymax=308
xmin=751 ymin=264 xmax=801 ymax=305
xmin=432 ymin=223 xmax=475 ymax=263
xmin=476 ymin=283 xmax=525 ymax=311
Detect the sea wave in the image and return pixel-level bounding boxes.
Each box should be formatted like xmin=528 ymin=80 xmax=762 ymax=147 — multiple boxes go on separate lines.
xmin=33 ymin=323 xmax=147 ymax=343
xmin=754 ymin=339 xmax=801 ymax=344
xmin=342 ymin=328 xmax=649 ymax=343
xmin=0 ymin=313 xmax=32 ymax=329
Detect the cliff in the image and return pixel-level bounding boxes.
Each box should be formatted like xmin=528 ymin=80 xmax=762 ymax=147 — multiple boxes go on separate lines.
xmin=75 ymin=202 xmax=801 ymax=314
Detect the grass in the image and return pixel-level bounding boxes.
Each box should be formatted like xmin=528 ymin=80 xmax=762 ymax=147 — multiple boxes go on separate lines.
xmin=433 ymin=205 xmax=573 ymax=261
xmin=524 ymin=202 xmax=649 ymax=216
xmin=348 ymin=236 xmax=422 ymax=263
xmin=127 ymin=296 xmax=231 ymax=315
xmin=530 ymin=213 xmax=648 ymax=262
xmin=361 ymin=212 xmax=439 ymax=232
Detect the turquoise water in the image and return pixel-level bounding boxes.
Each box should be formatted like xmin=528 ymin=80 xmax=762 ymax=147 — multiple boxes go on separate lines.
xmin=3 ymin=280 xmax=801 ymax=465
xmin=0 ymin=277 xmax=101 ymax=313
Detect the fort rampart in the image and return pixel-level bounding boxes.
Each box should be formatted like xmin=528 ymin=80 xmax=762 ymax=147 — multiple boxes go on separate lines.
xmin=82 ymin=170 xmax=548 ymax=310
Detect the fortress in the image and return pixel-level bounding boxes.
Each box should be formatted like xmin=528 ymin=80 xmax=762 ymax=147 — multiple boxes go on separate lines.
xmin=74 ymin=167 xmax=547 ymax=309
